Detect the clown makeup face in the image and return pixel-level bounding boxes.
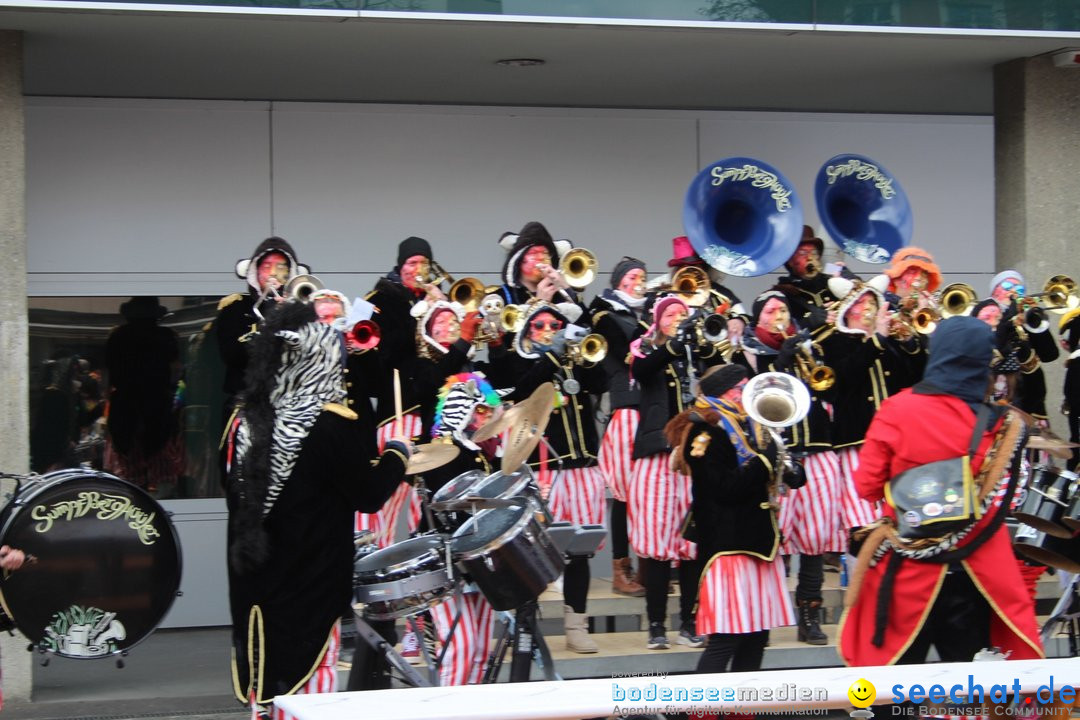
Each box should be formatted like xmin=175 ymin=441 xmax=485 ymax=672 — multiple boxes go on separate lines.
xmin=845 ymin=293 xmax=879 ymax=333
xmin=401 ymin=254 xmax=431 ymax=291
xmin=976 ymin=303 xmax=1003 ymax=330
xmin=758 ymin=297 xmax=790 ymax=334
xmin=527 ymin=311 xmax=563 ymax=347
xmin=520 ymin=246 xmax=553 ymax=285
xmin=618 ymin=268 xmax=647 ymax=299
xmin=788 ymin=242 xmax=821 ymax=279
xmin=313 ymin=297 xmax=346 ymax=325
xmin=658 ymin=302 xmax=689 ymax=338
xmin=895 ymin=267 xmax=930 ymax=297
xmin=429 ymin=309 xmax=462 ymax=346
xmin=257 ymin=252 xmax=290 ymax=292
xmin=992 ymin=276 xmax=1024 ymax=306
xmin=466 ymin=403 xmax=495 ymax=434
xmin=722 ymin=378 xmax=749 ymax=408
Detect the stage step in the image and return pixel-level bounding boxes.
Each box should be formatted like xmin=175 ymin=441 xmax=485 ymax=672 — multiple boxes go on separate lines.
xmin=537 ymin=573 xmax=1064 ymax=627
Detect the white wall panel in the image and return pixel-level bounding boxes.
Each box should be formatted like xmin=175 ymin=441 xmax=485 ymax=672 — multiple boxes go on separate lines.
xmin=26 ymin=98 xmax=272 ymax=279
xmin=270 ymin=104 xmax=699 ymax=293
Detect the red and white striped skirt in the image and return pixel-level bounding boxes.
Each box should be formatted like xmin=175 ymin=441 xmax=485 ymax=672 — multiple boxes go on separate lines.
xmin=355 ymin=413 xmax=423 ymax=549
xmin=627 ymin=453 xmax=696 ymax=561
xmin=780 ymin=450 xmax=846 ymax=556
xmin=546 ymin=466 xmax=606 ymax=528
xmin=256 ymin=621 xmax=340 ymax=720
xmin=836 ymin=446 xmax=881 ymax=541
xmin=429 ymin=590 xmax=495 ymax=686
xmin=597 ymin=408 xmax=640 ymax=502
xmin=696 ymin=554 xmax=794 ymax=635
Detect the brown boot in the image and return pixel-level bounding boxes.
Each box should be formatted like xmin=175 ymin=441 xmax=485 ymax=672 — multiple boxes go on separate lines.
xmin=612 ymin=557 xmax=646 ymax=597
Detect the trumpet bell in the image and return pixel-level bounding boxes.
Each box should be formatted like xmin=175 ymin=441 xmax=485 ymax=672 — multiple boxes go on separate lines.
xmin=350 ymin=320 xmax=381 ymax=350
xmin=578 ymin=333 xmax=608 ymax=363
xmin=671 ymin=266 xmax=711 ymax=307
xmin=1043 ymin=275 xmax=1079 ymax=313
xmin=912 ymin=307 xmax=940 ymax=334
xmin=449 ymin=277 xmax=486 ymax=313
xmin=742 ymin=372 xmax=811 ymax=429
xmin=808 ymin=365 xmax=835 ymax=392
xmin=500 ymin=304 xmax=525 ymax=334
xmin=682 ymin=157 xmax=804 ymax=278
xmin=815 ymin=154 xmax=912 ymax=264
xmin=702 ymin=312 xmax=729 ymax=343
xmin=939 ymin=283 xmax=977 ymax=318
xmin=560 ymin=248 xmax=598 ymax=289
xmin=284 ymin=274 xmax=324 ymax=302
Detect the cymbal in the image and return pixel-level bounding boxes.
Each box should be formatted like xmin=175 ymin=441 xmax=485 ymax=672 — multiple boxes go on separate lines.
xmin=1026 ymin=434 xmax=1080 ymax=459
xmin=405 ymin=443 xmax=460 ymax=475
xmin=472 ymin=405 xmax=515 ymax=444
xmin=501 ymin=383 xmax=556 ymax=473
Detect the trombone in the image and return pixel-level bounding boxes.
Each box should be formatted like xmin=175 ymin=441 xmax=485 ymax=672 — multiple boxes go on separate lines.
xmin=283 ymin=274 xmax=325 ymax=303
xmin=1022 ymin=275 xmax=1078 ymax=313
xmin=449 ymin=277 xmax=504 ymax=345
xmin=671 ymin=266 xmax=711 ymax=307
xmin=909 ymin=283 xmax=976 ymax=335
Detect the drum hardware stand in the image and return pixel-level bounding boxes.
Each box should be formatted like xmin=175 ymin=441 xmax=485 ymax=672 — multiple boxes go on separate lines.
xmin=1041 ymin=574 xmax=1080 ymax=657
xmin=481 ymin=599 xmax=560 ymax=684
xmin=350 ymin=612 xmax=433 ymax=688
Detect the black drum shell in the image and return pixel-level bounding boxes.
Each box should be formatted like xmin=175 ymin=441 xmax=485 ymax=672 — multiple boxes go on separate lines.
xmin=1062 ymin=489 xmax=1080 ymax=533
xmin=1013 ymin=465 xmax=1077 ymax=539
xmin=450 ymin=503 xmax=563 ymax=611
xmin=0 ymin=470 xmax=182 ymax=659
xmin=1013 ymin=528 xmax=1080 ymax=573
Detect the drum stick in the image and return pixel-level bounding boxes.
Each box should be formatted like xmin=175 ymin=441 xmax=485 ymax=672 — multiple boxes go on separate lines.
xmin=393 ymin=368 xmax=403 ymax=425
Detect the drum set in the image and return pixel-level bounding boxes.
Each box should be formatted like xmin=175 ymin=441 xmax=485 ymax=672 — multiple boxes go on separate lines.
xmin=349 ymin=384 xmax=605 ymax=688
xmin=0 ymin=469 xmax=182 ymax=667
xmin=1009 ymin=434 xmax=1080 ymax=657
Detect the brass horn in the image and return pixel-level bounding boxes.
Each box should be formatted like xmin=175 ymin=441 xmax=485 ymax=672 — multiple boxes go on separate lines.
xmin=671 ymin=266 xmax=711 ymax=307
xmin=568 ymin=333 xmax=608 ymax=365
xmin=427 ymin=259 xmax=455 ymax=287
xmin=939 ymin=283 xmax=977 ymax=318
xmin=1027 ymin=275 xmax=1079 ymax=313
xmin=500 ymin=304 xmax=525 ymax=334
xmin=560 ymin=248 xmax=598 ymax=289
xmin=284 ymin=274 xmax=324 ymax=303
xmin=743 ymin=371 xmax=812 ymax=429
xmin=449 ymin=277 xmax=486 ymax=312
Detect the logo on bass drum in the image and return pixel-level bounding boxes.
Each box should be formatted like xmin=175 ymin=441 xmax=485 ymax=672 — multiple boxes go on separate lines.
xmin=29 ymin=491 xmax=161 ymax=545
xmin=43 ymin=605 xmax=127 ymax=658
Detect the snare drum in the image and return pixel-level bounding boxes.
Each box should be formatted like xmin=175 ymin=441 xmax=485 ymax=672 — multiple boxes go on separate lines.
xmin=450 ymin=501 xmax=563 ymax=611
xmin=353 ymin=535 xmax=454 ymax=620
xmin=0 ymin=469 xmax=182 ymax=659
xmin=473 ymin=467 xmax=545 ymax=516
xmin=1013 ymin=465 xmax=1078 ymax=539
xmin=430 ymin=470 xmax=487 ymax=532
xmin=1013 ymin=522 xmax=1080 ymax=573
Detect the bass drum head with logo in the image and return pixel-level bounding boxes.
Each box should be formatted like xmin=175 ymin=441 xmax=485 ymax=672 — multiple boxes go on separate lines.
xmin=0 ymin=470 xmax=182 ymax=659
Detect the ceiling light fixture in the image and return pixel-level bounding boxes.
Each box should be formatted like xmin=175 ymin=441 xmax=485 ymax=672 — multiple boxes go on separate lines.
xmin=495 ymin=58 xmax=546 ymax=67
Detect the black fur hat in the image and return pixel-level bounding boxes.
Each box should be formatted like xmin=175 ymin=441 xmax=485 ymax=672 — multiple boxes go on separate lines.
xmin=234 ymin=237 xmax=309 ymax=292
xmin=499 ymin=222 xmax=572 ymax=288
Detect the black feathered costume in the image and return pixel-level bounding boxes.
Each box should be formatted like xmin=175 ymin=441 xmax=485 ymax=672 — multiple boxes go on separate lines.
xmin=225 ymin=302 xmax=407 ymax=711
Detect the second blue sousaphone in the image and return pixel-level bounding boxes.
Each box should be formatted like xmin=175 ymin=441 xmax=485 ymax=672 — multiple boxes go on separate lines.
xmin=682 ymin=157 xmax=804 ymax=278
xmin=814 ymin=153 xmax=912 ymax=264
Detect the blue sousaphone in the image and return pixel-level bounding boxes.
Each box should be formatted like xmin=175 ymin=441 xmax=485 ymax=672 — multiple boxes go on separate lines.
xmin=814 ymin=153 xmax=912 ymax=264
xmin=682 ymin=157 xmax=804 ymax=277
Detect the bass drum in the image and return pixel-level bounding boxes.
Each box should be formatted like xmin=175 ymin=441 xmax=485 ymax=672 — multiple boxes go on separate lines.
xmin=0 ymin=470 xmax=182 ymax=659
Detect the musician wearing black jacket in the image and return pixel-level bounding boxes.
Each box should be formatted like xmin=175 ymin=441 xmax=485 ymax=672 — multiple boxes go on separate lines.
xmin=666 ymin=364 xmax=796 ymax=673
xmin=627 ymin=294 xmax=723 ymax=651
xmin=590 ymin=256 xmax=650 ymax=597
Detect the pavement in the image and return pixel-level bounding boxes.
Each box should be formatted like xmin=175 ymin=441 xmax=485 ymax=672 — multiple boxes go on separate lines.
xmin=4 ymin=627 xmax=244 ymax=720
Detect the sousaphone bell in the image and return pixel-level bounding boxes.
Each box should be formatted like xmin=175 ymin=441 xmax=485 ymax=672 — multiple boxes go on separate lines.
xmin=815 ymin=153 xmax=912 ymax=264
xmin=682 ymin=157 xmax=805 ymax=277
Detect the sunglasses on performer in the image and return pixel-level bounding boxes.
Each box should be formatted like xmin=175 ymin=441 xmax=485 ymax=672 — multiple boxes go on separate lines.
xmin=999 ymin=280 xmax=1025 ymax=294
xmin=531 ymin=319 xmax=564 ymax=331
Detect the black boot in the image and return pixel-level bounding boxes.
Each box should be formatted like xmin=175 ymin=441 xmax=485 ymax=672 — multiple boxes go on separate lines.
xmin=796 ymin=599 xmax=828 ymax=645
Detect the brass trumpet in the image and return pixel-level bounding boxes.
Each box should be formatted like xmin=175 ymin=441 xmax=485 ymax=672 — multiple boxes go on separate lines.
xmin=449 ymin=277 xmax=499 ymax=313
xmin=782 ymin=329 xmax=835 ymax=391
xmin=567 ymin=333 xmax=608 ymax=365
xmin=349 ymin=319 xmax=381 ymax=351
xmin=500 ymin=304 xmax=526 ymax=334
xmin=671 ymin=266 xmax=711 ymax=307
xmin=939 ymin=282 xmax=977 ymax=318
xmin=559 ymin=248 xmax=598 ymax=290
xmin=421 ymin=259 xmax=454 ymax=288
xmin=283 ymin=274 xmax=325 ymax=303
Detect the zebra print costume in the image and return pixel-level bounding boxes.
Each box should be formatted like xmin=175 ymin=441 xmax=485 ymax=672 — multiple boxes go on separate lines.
xmin=229 ymin=302 xmax=348 ymax=571
xmin=432 ymin=372 xmax=507 ymax=447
